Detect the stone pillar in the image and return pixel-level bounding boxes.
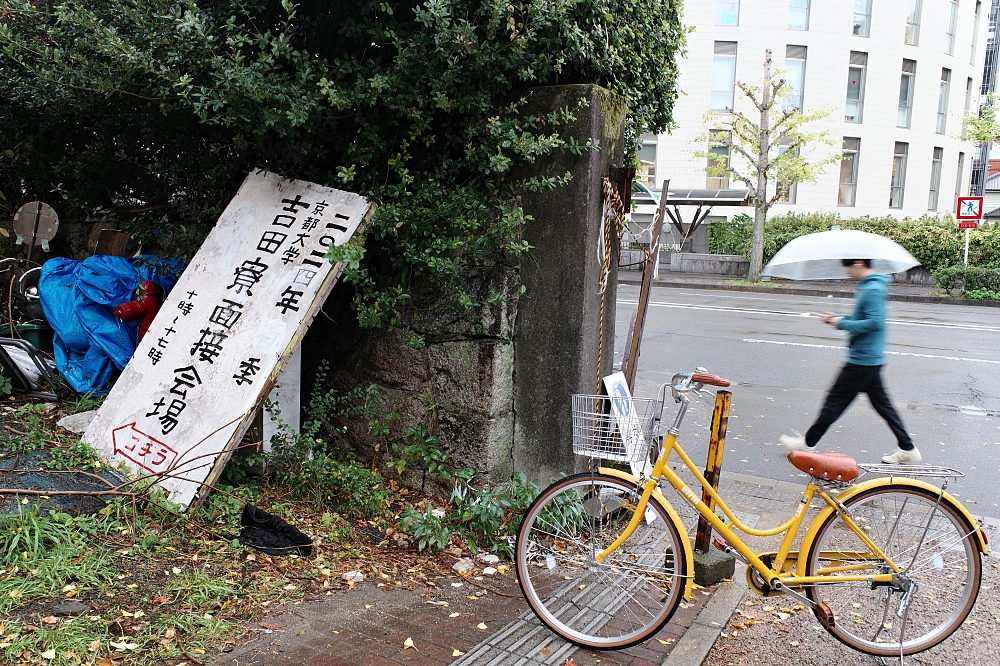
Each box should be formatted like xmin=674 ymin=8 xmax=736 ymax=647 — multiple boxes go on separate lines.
xmin=512 ymin=84 xmax=627 ymax=486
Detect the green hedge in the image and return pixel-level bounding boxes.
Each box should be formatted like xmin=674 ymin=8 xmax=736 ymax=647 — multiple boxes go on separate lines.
xmin=931 ymin=265 xmax=1000 ymax=298
xmin=707 ymin=212 xmax=1000 ymax=271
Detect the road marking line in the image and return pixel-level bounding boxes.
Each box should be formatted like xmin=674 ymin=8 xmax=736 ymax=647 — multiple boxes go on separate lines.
xmin=616 ymin=299 xmax=1000 ymax=333
xmin=742 ymin=338 xmax=1000 ymax=365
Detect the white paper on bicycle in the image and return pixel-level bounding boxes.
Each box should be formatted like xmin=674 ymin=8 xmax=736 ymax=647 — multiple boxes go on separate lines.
xmin=83 ymin=170 xmax=371 ymax=509
xmin=602 ymin=372 xmax=656 ymax=523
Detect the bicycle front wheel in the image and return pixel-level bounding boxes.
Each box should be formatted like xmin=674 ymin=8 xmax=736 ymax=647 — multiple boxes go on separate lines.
xmin=515 ymin=472 xmax=687 ymax=650
xmin=804 ymin=485 xmax=982 ymax=656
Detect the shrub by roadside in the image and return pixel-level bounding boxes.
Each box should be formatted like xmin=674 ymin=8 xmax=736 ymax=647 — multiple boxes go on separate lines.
xmin=707 ymin=212 xmax=1000 ymax=272
xmin=931 ymin=265 xmax=1000 ymax=299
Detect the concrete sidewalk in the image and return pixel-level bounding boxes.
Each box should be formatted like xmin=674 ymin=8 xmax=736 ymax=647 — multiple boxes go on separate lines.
xmin=616 ymin=270 xmax=1000 ymax=307
xmin=212 ymin=467 xmax=814 ymax=666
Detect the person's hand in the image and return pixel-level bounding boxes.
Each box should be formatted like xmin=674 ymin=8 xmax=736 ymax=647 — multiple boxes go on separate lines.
xmin=821 ymin=311 xmax=841 ymax=327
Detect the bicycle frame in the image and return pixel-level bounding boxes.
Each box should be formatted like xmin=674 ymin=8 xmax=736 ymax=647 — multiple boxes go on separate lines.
xmin=593 ymin=418 xmax=905 ymax=593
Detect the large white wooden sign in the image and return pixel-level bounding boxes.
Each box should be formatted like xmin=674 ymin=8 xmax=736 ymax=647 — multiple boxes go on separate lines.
xmin=84 ymin=170 xmax=371 ymax=508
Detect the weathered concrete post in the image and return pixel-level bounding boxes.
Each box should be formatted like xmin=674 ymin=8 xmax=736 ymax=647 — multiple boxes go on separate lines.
xmin=512 ymin=84 xmax=627 ymax=486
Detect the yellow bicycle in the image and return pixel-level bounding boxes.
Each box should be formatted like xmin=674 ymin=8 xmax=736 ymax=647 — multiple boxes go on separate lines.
xmin=515 ymin=370 xmax=988 ymax=655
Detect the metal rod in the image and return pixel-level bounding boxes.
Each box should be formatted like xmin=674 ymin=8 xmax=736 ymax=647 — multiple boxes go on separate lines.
xmin=622 ymin=179 xmax=669 ymax=392
xmin=695 ymin=390 xmax=731 ymax=553
xmin=26 ymin=202 xmax=41 ymax=266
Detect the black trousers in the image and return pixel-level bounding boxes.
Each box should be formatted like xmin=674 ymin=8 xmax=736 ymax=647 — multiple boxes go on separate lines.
xmin=805 ymin=363 xmax=914 ymax=450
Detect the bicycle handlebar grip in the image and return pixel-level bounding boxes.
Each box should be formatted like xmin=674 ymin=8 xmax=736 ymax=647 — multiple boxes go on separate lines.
xmin=691 ymin=373 xmax=731 ymax=387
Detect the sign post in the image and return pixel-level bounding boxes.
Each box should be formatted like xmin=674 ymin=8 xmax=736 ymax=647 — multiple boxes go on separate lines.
xmin=956 ymin=196 xmax=984 ymax=266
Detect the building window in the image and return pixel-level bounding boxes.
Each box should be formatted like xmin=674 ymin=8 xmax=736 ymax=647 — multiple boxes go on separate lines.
xmin=890 ymin=142 xmax=909 ymax=208
xmin=972 ymin=1 xmax=982 ymax=64
xmin=937 ymin=68 xmax=951 ymax=134
xmin=956 ymin=152 xmax=966 ymax=205
xmin=898 ymin=59 xmax=916 ymax=128
xmin=853 ymin=0 xmax=872 ymax=36
xmin=706 ymin=130 xmax=731 ymax=189
xmin=845 ymin=52 xmax=867 ymax=123
xmin=784 ymin=46 xmax=807 ymax=111
xmin=788 ymin=0 xmax=810 ymax=30
xmin=929 ymin=147 xmax=944 ymax=210
xmin=777 ymin=140 xmax=799 ymax=203
xmin=964 ymin=77 xmax=974 ymax=137
xmin=637 ymin=140 xmax=657 ymax=189
xmin=945 ymin=0 xmax=959 ymax=55
xmin=838 ymin=138 xmax=861 ymax=207
xmin=905 ymin=0 xmax=922 ymax=45
xmin=711 ymin=42 xmax=738 ymax=111
xmin=716 ymin=0 xmax=740 ymax=25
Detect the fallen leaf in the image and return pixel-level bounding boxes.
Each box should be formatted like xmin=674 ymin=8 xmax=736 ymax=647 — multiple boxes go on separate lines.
xmin=449 ymin=612 xmax=460 ymax=618
xmin=283 ymin=584 xmax=297 ymax=591
xmin=564 ymin=659 xmax=577 ymax=666
xmin=452 ymin=649 xmax=464 ymax=657
xmin=777 ymin=612 xmax=791 ymax=620
xmin=540 ymin=647 xmax=551 ymax=656
xmin=657 ymin=638 xmax=675 ymax=645
xmin=192 ymin=648 xmax=206 ymax=655
xmin=41 ymin=649 xmax=56 ymax=660
xmin=109 ymin=640 xmax=139 ymax=650
xmin=451 ymin=582 xmax=463 ymax=588
xmin=171 ymin=567 xmax=181 ymax=574
xmin=62 ymin=584 xmax=77 ymax=593
xmin=477 ymin=622 xmax=488 ymax=630
xmin=790 ymin=641 xmax=799 ymax=647
xmin=403 ymin=637 xmax=415 ymax=650
xmin=0 ymin=643 xmax=11 ymax=649
xmin=95 ymin=659 xmax=115 ymax=666
xmin=260 ymin=623 xmax=281 ymax=630
xmin=40 ymin=616 xmax=58 ymax=625
xmin=132 ymin=611 xmax=145 ymax=619
xmin=87 ymin=640 xmax=100 ymax=653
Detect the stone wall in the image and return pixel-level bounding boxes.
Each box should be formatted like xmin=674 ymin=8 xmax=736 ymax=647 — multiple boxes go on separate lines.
xmin=303 ymin=84 xmax=627 ymax=489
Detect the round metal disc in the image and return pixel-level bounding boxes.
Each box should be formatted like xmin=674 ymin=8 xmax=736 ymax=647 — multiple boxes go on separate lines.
xmin=12 ymin=202 xmax=59 ymax=245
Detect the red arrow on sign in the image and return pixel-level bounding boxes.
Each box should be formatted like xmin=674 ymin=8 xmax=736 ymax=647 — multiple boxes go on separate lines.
xmin=112 ymin=422 xmax=179 ymax=474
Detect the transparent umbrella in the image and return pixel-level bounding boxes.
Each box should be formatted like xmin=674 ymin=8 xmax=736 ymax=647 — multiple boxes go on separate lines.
xmin=762 ymin=229 xmax=920 ymax=280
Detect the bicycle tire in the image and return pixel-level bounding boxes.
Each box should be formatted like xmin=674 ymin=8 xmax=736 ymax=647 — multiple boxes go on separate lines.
xmin=804 ymin=484 xmax=981 ymax=656
xmin=515 ymin=472 xmax=687 ymax=650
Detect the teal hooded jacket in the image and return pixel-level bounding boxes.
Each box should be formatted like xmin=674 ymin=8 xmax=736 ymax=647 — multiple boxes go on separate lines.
xmin=837 ymin=273 xmax=890 ymax=366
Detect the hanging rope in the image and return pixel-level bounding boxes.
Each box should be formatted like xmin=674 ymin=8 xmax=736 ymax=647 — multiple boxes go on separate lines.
xmin=595 ymin=177 xmax=628 ymax=393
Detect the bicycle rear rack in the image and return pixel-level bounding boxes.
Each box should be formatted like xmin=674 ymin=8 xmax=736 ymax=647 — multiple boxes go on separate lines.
xmin=858 ymin=464 xmax=964 ymax=480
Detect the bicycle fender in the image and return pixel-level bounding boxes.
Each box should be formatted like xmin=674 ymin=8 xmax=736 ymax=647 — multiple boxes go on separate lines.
xmin=796 ymin=477 xmax=988 ymax=575
xmin=598 ymin=467 xmax=696 ymax=601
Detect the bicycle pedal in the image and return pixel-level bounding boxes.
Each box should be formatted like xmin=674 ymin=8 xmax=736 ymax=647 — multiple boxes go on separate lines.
xmin=712 ymin=537 xmax=733 ymax=553
xmin=813 ymin=602 xmax=835 ymax=629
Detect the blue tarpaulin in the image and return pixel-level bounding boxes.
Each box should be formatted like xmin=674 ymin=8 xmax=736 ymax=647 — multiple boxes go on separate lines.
xmin=39 ymin=256 xmax=184 ymax=394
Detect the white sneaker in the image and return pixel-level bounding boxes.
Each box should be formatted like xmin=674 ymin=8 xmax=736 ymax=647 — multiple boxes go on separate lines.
xmin=881 ymin=448 xmax=922 ymax=465
xmin=779 ymin=431 xmax=811 ymax=452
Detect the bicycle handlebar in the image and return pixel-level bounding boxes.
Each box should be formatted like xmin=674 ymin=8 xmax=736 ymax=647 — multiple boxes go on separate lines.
xmin=691 ymin=372 xmax=731 ymax=387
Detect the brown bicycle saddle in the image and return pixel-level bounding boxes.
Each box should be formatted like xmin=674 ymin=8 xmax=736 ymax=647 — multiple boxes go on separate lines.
xmin=787 ymin=450 xmax=860 ymax=481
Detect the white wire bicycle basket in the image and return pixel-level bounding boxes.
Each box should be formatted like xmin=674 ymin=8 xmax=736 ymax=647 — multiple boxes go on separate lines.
xmin=571 ymin=394 xmax=661 ymax=463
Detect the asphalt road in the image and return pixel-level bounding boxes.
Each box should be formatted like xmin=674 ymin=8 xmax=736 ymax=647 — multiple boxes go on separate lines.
xmin=615 ymin=284 xmax=1000 ymax=519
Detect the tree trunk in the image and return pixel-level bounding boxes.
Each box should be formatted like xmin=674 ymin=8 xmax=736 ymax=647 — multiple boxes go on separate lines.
xmin=749 ymin=51 xmax=773 ymax=282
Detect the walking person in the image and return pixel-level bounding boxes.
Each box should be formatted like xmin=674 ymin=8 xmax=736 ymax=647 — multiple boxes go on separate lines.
xmin=779 ymin=259 xmax=921 ymax=464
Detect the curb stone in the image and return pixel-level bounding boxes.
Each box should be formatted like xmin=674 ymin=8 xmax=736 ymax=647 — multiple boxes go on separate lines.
xmin=660 ymin=564 xmax=747 ymax=666
xmin=617 ymin=273 xmax=1000 ymax=308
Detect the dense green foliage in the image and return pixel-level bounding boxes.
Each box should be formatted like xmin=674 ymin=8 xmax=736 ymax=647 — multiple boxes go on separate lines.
xmin=708 ymin=212 xmax=1000 ymax=272
xmin=931 ymin=264 xmax=1000 ymax=298
xmin=0 ymin=0 xmax=685 ymax=325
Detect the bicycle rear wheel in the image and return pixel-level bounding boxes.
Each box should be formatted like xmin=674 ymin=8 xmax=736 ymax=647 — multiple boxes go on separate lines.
xmin=515 ymin=472 xmax=687 ymax=650
xmin=804 ymin=485 xmax=981 ymax=656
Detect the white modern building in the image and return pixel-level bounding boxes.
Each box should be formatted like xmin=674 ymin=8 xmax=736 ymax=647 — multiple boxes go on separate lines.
xmin=642 ymin=0 xmax=991 ymax=226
